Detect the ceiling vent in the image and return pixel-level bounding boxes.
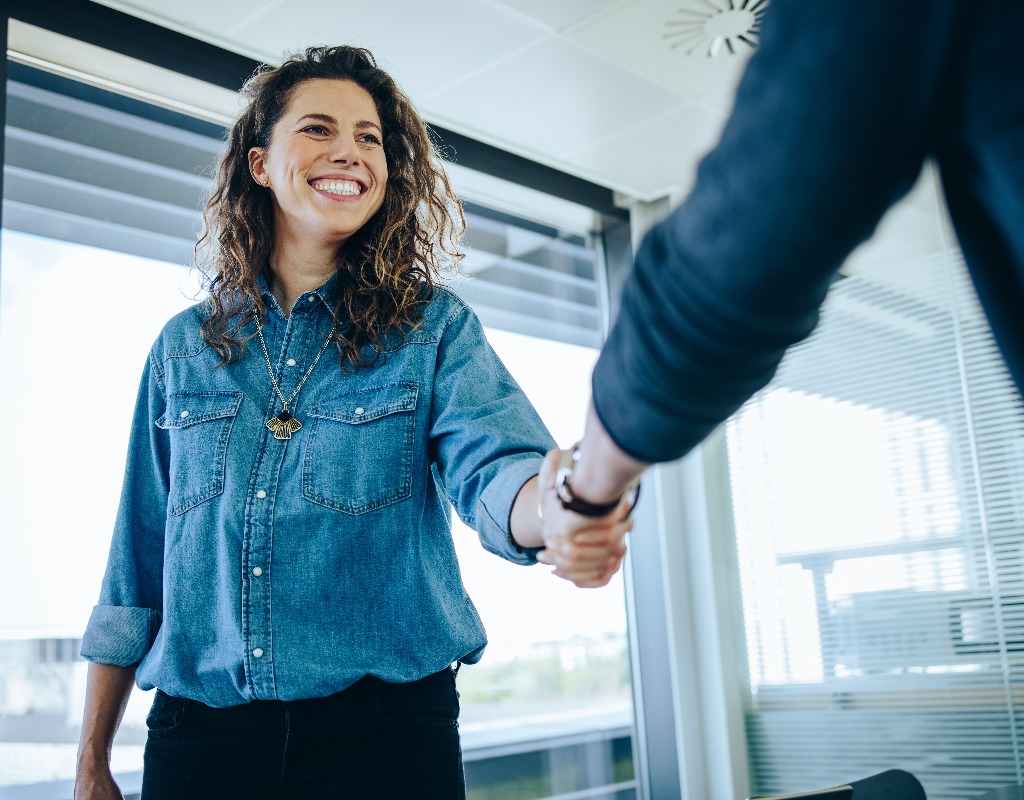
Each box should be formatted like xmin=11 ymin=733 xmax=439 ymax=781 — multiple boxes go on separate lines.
xmin=664 ymin=0 xmax=768 ymax=57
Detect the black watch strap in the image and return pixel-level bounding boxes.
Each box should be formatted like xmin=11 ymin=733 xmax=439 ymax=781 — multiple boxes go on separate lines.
xmin=558 ymin=492 xmax=623 ymax=517
xmin=554 ymin=444 xmax=640 ymax=519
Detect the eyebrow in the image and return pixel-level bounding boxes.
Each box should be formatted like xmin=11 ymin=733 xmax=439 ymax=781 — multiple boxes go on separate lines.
xmin=297 ymin=113 xmax=382 ymax=134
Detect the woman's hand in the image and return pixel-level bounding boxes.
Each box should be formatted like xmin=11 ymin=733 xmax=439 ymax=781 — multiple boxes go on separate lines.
xmin=74 ymin=663 xmax=135 ymax=800
xmin=74 ymin=760 xmax=124 ymax=800
xmin=535 ymin=449 xmax=634 ymax=588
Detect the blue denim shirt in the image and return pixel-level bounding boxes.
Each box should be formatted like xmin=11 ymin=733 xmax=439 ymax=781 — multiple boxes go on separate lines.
xmin=81 ymin=277 xmax=555 ymax=707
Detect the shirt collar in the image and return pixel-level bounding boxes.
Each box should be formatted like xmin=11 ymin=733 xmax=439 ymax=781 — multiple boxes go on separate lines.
xmin=257 ymin=269 xmax=340 ymax=317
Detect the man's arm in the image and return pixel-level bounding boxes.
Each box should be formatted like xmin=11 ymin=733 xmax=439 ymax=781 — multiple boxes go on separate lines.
xmin=592 ymin=0 xmax=960 ymax=464
xmin=539 ymin=0 xmax=967 ymax=564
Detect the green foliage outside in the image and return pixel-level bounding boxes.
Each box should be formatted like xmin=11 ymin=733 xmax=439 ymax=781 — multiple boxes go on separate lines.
xmin=458 ymin=645 xmax=631 ymax=705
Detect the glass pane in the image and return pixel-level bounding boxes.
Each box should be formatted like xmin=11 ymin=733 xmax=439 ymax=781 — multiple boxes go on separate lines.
xmin=0 ymin=230 xmax=202 ymax=795
xmin=456 ymin=329 xmax=636 ymax=799
xmin=458 ymin=202 xmax=603 ymax=349
xmin=0 ymin=241 xmax=637 ymax=800
xmin=1 ymin=61 xmax=636 ymax=799
xmin=725 ymin=223 xmax=1024 ymax=799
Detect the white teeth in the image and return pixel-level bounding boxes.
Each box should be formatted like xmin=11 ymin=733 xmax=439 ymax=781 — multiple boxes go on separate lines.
xmin=313 ymin=180 xmax=361 ymax=196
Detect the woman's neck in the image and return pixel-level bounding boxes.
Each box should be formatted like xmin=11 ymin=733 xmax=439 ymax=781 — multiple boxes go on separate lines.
xmin=267 ymin=239 xmax=340 ymax=315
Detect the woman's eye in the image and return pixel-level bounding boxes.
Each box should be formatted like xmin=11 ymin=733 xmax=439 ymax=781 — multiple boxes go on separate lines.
xmin=302 ymin=125 xmax=330 ymax=135
xmin=359 ymin=133 xmax=382 ymax=145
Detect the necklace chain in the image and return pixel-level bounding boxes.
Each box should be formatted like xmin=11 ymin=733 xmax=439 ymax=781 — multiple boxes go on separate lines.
xmin=256 ymin=316 xmax=335 ymax=439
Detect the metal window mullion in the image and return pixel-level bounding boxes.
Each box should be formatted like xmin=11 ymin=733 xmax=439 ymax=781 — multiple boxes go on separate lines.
xmin=2 ymin=14 xmax=10 ymax=240
xmin=600 ymin=197 xmax=686 ymax=800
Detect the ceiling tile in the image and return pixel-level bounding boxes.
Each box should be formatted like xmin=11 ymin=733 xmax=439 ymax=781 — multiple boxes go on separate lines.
xmin=565 ymin=0 xmax=756 ymax=101
xmin=94 ymin=0 xmax=754 ymax=200
xmin=422 ymin=37 xmax=684 ymax=168
xmin=564 ymin=103 xmax=727 ymax=198
xmin=490 ymin=0 xmax=625 ymax=31
xmin=225 ymin=0 xmax=548 ymax=103
xmin=95 ymin=0 xmax=271 ymax=46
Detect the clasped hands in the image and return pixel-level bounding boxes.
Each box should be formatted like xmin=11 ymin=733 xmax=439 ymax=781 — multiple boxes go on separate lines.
xmin=535 ymin=448 xmax=635 ymax=588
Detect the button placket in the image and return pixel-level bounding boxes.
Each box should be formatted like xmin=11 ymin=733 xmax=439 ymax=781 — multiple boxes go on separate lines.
xmin=241 ymin=311 xmax=313 ymax=700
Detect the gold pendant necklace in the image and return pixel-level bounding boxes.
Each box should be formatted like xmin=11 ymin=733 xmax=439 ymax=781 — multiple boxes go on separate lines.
xmin=256 ymin=319 xmax=334 ymax=440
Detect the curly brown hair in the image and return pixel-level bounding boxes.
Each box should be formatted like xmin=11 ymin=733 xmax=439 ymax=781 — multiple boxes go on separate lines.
xmin=196 ymin=45 xmax=464 ymax=368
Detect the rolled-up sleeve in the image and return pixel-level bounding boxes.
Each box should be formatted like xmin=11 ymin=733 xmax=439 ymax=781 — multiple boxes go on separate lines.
xmin=429 ymin=298 xmax=556 ymax=565
xmin=81 ymin=346 xmax=169 ymax=665
xmin=81 ymin=605 xmax=163 ymax=666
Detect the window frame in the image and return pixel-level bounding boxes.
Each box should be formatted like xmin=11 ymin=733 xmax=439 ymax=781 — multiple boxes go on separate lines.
xmin=0 ymin=5 xmax=691 ymax=799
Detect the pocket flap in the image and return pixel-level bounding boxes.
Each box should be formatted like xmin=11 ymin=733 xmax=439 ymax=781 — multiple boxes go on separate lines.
xmin=157 ymin=392 xmax=243 ymax=430
xmin=310 ymin=383 xmax=418 ymax=425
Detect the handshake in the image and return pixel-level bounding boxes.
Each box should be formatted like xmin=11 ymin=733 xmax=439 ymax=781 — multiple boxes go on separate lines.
xmin=534 ymin=446 xmax=641 ymax=589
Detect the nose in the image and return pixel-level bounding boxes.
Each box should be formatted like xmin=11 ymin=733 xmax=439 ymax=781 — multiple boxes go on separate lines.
xmin=330 ymin=135 xmax=361 ymax=165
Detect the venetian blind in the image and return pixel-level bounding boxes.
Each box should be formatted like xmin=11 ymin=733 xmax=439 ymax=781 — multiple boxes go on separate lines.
xmin=724 ymin=232 xmax=1024 ymax=798
xmin=3 ymin=63 xmax=602 ymax=348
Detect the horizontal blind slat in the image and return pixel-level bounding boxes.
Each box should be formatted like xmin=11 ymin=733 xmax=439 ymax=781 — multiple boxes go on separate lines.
xmin=726 ymin=217 xmax=1024 ymax=800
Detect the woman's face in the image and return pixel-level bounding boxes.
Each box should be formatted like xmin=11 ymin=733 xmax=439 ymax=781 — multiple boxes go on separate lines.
xmin=248 ymin=78 xmax=389 ymax=251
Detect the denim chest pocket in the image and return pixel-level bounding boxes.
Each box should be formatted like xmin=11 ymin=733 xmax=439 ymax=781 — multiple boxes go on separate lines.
xmin=156 ymin=392 xmax=243 ymax=516
xmin=302 ymin=383 xmax=418 ymax=515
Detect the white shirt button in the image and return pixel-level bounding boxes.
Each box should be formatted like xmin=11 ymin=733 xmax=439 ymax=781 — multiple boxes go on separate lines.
xmin=255 ymin=489 xmax=267 ymax=499
xmin=252 ymin=648 xmax=264 ymax=658
xmin=354 ymin=407 xmax=365 ymax=415
xmin=179 ymin=410 xmax=189 ymax=419
xmin=252 ymin=567 xmax=263 ymax=577
xmin=307 ymin=295 xmax=316 ymax=302
xmin=286 ymin=358 xmax=297 ymax=367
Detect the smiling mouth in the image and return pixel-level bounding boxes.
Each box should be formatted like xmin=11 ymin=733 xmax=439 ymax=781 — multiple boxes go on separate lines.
xmin=310 ymin=178 xmax=364 ymax=197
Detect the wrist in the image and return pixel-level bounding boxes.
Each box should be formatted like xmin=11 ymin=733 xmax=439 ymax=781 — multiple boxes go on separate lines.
xmin=569 ymin=455 xmax=630 ymax=505
xmin=555 ymin=444 xmax=640 ymax=518
xmin=77 ymin=739 xmax=112 ymax=766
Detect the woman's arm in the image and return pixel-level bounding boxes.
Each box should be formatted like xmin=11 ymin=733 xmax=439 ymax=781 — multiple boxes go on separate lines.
xmin=74 ymin=662 xmax=136 ymax=800
xmin=428 ymin=296 xmax=631 ymax=584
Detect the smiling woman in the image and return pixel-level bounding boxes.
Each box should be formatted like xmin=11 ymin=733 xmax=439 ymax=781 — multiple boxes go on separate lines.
xmin=72 ymin=45 xmax=632 ymax=800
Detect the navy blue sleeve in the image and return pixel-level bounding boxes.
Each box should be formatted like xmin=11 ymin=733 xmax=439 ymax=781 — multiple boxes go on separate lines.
xmin=592 ymin=0 xmax=964 ymax=462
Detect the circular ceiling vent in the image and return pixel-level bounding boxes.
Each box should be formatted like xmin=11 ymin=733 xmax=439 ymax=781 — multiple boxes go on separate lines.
xmin=664 ymin=0 xmax=768 ymax=57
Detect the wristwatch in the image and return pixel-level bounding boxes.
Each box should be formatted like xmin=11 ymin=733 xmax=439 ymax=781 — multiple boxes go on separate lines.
xmin=555 ymin=444 xmax=641 ymax=519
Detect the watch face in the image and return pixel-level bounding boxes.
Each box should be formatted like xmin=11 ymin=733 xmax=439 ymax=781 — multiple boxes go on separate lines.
xmin=555 ymin=467 xmax=575 ymax=505
xmin=555 ymin=447 xmax=578 ymax=504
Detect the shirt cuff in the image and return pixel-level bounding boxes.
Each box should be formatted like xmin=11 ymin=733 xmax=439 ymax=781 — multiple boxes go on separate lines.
xmin=80 ymin=604 xmax=162 ymax=667
xmin=477 ymin=455 xmax=544 ymax=566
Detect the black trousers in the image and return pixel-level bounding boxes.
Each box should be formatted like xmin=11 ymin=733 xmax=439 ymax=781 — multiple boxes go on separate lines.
xmin=140 ymin=668 xmax=465 ymax=800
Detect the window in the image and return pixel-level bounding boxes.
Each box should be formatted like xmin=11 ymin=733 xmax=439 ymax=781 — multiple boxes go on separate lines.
xmin=455 ymin=327 xmax=635 ymax=799
xmin=0 ymin=229 xmax=198 ymax=795
xmin=724 ymin=170 xmax=1024 ymax=800
xmin=0 ymin=58 xmax=636 ymax=799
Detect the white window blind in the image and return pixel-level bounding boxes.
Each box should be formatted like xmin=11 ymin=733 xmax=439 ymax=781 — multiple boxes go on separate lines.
xmin=3 ymin=63 xmax=603 ymax=349
xmin=725 ymin=236 xmax=1024 ymax=799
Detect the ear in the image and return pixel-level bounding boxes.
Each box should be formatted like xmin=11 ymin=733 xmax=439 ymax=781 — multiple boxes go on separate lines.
xmin=248 ymin=146 xmax=270 ymax=187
